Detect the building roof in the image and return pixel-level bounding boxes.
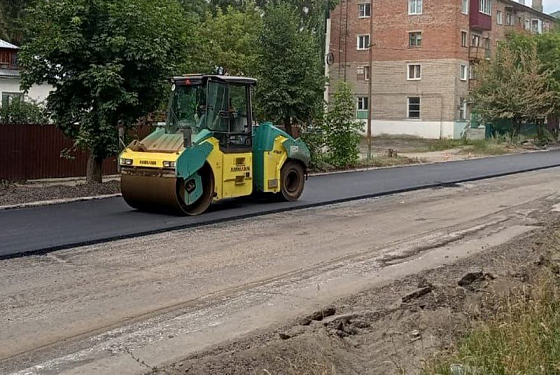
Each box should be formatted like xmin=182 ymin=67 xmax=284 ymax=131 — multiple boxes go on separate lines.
xmin=501 ymin=0 xmax=557 ymax=21
xmin=0 ymin=39 xmax=19 ymax=50
xmin=550 ymin=10 xmax=560 ymax=19
xmin=0 ymin=68 xmax=20 ymax=78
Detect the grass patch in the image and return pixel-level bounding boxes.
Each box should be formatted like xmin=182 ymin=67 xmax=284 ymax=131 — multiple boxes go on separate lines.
xmin=426 ymin=138 xmax=515 ymax=156
xmin=423 ymin=270 xmax=560 ymax=375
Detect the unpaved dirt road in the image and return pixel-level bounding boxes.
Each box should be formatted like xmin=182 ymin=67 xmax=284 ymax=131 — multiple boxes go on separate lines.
xmin=2 ymin=168 xmax=560 ymax=375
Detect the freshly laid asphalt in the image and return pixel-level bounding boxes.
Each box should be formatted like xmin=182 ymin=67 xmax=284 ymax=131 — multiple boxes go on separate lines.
xmin=1 ymin=150 xmax=560 ymax=258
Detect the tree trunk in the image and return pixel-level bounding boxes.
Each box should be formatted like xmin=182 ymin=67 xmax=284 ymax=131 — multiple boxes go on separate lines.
xmin=86 ymin=152 xmax=103 ymax=184
xmin=284 ymin=117 xmax=293 ymax=137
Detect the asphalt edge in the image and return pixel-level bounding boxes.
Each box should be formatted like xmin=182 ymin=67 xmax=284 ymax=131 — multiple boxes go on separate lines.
xmin=2 ymin=161 xmax=560 ymax=261
xmin=0 ymin=148 xmax=552 ymax=211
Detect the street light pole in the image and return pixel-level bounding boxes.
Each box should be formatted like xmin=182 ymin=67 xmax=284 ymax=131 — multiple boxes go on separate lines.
xmin=367 ymin=3 xmax=373 ymax=160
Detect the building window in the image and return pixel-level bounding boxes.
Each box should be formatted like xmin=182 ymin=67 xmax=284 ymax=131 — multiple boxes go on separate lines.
xmin=506 ymin=12 xmax=513 ymax=25
xmin=497 ymin=10 xmax=503 ymax=25
xmin=357 ymin=34 xmax=370 ymax=50
xmin=525 ymin=19 xmax=530 ymax=30
xmin=407 ymin=64 xmax=421 ymax=80
xmin=409 ymin=32 xmax=422 ymax=47
xmin=357 ymin=66 xmax=370 ymax=80
xmin=462 ymin=0 xmax=469 ymax=14
xmin=408 ymin=0 xmax=422 ymax=15
xmin=1 ymin=92 xmax=24 ymax=108
xmin=408 ymin=97 xmax=421 ymax=119
xmin=517 ymin=16 xmax=522 ymax=26
xmin=460 ymin=64 xmax=468 ymax=81
xmin=479 ymin=0 xmax=491 ymax=15
xmin=461 ymin=31 xmax=468 ymax=47
xmin=358 ymin=3 xmax=371 ymax=17
xmin=471 ymin=34 xmax=480 ymax=47
xmin=459 ymin=98 xmax=467 ymax=120
xmin=357 ymin=97 xmax=369 ymax=119
xmin=484 ymin=37 xmax=490 ymax=50
xmin=532 ymin=19 xmax=543 ymax=34
xmin=469 ymin=65 xmax=476 ymax=80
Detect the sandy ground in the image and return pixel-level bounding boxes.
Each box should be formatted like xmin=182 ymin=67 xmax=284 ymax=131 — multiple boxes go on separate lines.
xmin=1 ymin=168 xmax=560 ymax=375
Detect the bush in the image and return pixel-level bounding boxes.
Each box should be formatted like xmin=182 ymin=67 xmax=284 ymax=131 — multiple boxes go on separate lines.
xmin=322 ymin=82 xmax=364 ymax=169
xmin=0 ymin=98 xmax=49 ymax=124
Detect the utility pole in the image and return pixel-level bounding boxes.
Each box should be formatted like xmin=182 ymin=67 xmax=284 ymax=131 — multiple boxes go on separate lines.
xmin=367 ymin=2 xmax=373 ymax=160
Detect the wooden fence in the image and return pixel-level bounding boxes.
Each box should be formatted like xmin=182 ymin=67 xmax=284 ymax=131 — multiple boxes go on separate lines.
xmin=0 ymin=123 xmax=153 ymax=181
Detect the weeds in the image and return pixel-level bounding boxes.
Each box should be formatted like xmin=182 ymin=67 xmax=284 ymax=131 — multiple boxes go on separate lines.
xmin=423 ymin=270 xmax=560 ymax=375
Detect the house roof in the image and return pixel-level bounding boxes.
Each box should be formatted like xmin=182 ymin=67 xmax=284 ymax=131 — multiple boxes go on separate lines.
xmin=551 ymin=10 xmax=560 ymax=19
xmin=0 ymin=39 xmax=19 ymax=50
xmin=501 ymin=0 xmax=557 ymax=21
xmin=0 ymin=68 xmax=20 ymax=78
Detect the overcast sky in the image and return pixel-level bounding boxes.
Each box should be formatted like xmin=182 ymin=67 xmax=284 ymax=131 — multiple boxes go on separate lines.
xmin=541 ymin=0 xmax=560 ymax=13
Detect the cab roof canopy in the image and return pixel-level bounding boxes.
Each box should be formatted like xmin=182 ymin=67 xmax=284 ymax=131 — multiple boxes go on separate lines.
xmin=172 ymin=75 xmax=257 ymax=86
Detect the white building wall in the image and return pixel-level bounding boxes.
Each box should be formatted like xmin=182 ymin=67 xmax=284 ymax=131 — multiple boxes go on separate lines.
xmin=0 ymin=76 xmax=53 ymax=104
xmin=360 ymin=120 xmax=457 ymax=139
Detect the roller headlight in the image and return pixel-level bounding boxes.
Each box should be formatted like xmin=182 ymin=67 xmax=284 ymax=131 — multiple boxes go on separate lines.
xmin=120 ymin=158 xmax=133 ymax=166
xmin=163 ymin=161 xmax=176 ymax=168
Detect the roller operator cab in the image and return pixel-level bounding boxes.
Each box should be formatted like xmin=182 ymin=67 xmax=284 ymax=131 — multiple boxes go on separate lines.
xmin=118 ymin=75 xmax=311 ymax=215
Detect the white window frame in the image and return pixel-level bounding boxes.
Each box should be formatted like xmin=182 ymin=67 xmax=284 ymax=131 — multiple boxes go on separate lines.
xmin=358 ymin=3 xmax=371 ymax=18
xmin=409 ymin=31 xmax=422 ymax=47
xmin=407 ymin=64 xmax=421 ymax=80
xmin=357 ymin=96 xmax=369 ymax=111
xmin=364 ymin=65 xmax=370 ymax=80
xmin=461 ymin=31 xmax=468 ymax=47
xmin=408 ymin=0 xmax=423 ymax=15
xmin=525 ymin=18 xmax=530 ymax=30
xmin=357 ymin=34 xmax=370 ymax=50
xmin=497 ymin=10 xmax=503 ymax=25
xmin=459 ymin=98 xmax=467 ymax=120
xmin=506 ymin=12 xmax=513 ymax=25
xmin=479 ymin=0 xmax=491 ymax=15
xmin=532 ymin=19 xmax=543 ymax=34
xmin=471 ymin=33 xmax=480 ymax=47
xmin=462 ymin=0 xmax=469 ymax=15
xmin=460 ymin=64 xmax=468 ymax=81
xmin=407 ymin=97 xmax=421 ymax=119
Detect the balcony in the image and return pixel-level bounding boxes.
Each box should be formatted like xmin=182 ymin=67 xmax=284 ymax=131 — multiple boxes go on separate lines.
xmin=469 ymin=46 xmax=491 ymax=61
xmin=470 ymin=0 xmax=492 ymax=31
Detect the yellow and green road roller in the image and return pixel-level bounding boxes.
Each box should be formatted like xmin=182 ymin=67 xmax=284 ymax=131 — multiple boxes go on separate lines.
xmin=118 ymin=75 xmax=310 ymax=215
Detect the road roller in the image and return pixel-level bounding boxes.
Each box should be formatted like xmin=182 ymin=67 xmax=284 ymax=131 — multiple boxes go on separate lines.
xmin=118 ymin=74 xmax=311 ymax=215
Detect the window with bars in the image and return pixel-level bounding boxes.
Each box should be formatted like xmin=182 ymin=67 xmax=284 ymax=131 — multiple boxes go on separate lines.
xmin=408 ymin=97 xmax=421 ymax=119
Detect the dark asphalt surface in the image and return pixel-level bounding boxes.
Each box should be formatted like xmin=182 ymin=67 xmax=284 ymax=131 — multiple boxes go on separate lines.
xmin=2 ymin=150 xmax=560 ymax=258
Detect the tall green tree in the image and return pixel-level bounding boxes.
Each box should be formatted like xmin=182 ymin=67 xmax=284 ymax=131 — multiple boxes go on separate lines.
xmin=197 ymin=3 xmax=263 ymax=76
xmin=470 ymin=42 xmax=556 ymax=138
xmin=0 ymin=0 xmax=35 ymax=44
xmin=19 ymin=0 xmax=189 ymax=183
xmin=255 ymin=2 xmax=326 ymax=135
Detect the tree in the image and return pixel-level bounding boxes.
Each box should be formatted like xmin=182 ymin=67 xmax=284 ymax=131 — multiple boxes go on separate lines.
xmin=197 ymin=3 xmax=263 ymax=76
xmin=255 ymin=2 xmax=326 ymax=135
xmin=19 ymin=0 xmax=189 ymax=183
xmin=0 ymin=0 xmax=35 ymax=44
xmin=322 ymin=82 xmax=363 ymax=168
xmin=470 ymin=41 xmax=556 ymax=139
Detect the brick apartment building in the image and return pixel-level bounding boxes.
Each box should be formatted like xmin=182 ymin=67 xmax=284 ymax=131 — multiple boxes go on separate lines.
xmin=325 ymin=0 xmax=557 ymax=139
